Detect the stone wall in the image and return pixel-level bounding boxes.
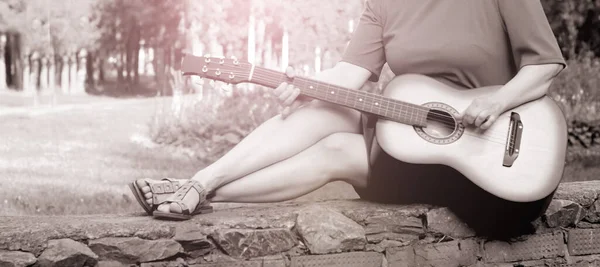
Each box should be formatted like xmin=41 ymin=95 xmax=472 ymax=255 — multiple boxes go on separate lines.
xmin=1 ymin=181 xmax=600 ymax=267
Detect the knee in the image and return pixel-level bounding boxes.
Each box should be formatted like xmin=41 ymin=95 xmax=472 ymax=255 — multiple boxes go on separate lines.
xmin=314 ymin=133 xmax=368 ymax=184
xmin=316 ymin=132 xmax=355 ymax=157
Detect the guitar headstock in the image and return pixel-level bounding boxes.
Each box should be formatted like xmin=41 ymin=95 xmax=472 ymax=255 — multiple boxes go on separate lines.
xmin=180 ymin=54 xmax=252 ymax=84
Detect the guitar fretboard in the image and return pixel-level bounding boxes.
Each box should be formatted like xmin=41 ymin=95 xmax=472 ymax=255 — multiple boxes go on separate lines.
xmin=251 ymin=67 xmax=429 ymax=127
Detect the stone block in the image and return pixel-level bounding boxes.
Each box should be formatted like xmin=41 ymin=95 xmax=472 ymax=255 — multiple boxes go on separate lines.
xmin=296 ymin=205 xmax=366 ymax=254
xmin=426 ymin=207 xmax=475 ymax=238
xmin=483 ymin=232 xmax=564 ymax=263
xmin=88 ymin=237 xmax=183 ymax=264
xmin=386 ymin=246 xmax=415 ymax=267
xmin=414 ymin=239 xmax=479 ymax=267
xmin=387 ymin=239 xmax=479 ymax=267
xmin=173 ymin=228 xmax=213 ymax=258
xmin=36 ymin=239 xmax=98 ymax=267
xmin=583 ymin=199 xmax=600 ymax=223
xmin=0 ymin=250 xmax=37 ymax=267
xmin=555 ymin=181 xmax=600 ymax=207
xmin=567 ymin=229 xmax=600 ymax=256
xmin=290 ymin=252 xmax=382 ymax=267
xmin=210 ymin=228 xmax=296 ymax=258
xmin=543 ymin=199 xmax=585 ymax=228
xmin=366 ymin=239 xmax=407 ymax=253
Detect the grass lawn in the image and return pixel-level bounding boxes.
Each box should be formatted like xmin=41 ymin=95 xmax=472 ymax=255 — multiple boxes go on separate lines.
xmin=0 ymin=91 xmax=597 ymax=216
xmin=0 ymin=92 xmax=357 ymax=215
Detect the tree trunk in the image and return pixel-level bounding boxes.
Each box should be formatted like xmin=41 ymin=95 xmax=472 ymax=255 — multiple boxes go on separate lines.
xmin=22 ymin=54 xmax=30 ymax=94
xmin=77 ymin=50 xmax=87 ymax=94
xmin=40 ymin=56 xmax=49 ymax=92
xmin=69 ymin=53 xmax=78 ymax=94
xmin=61 ymin=55 xmax=69 ymax=94
xmin=48 ymin=55 xmax=56 ymax=92
xmin=87 ymin=51 xmax=95 ymax=89
xmin=0 ymin=33 xmax=7 ymax=90
xmin=154 ymin=46 xmax=166 ymax=95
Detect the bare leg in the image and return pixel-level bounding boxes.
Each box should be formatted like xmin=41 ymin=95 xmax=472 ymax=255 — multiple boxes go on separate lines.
xmin=211 ymin=133 xmax=369 ymax=202
xmin=196 ymin=100 xmax=362 ymax=190
xmin=153 ymin=101 xmax=362 ymax=213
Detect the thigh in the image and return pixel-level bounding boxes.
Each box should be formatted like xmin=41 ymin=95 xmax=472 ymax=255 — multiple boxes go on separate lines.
xmin=315 ymin=132 xmax=371 ymax=186
xmin=293 ymin=100 xmax=363 ymax=133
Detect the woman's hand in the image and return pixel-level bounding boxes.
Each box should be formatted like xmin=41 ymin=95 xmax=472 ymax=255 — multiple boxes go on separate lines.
xmin=457 ymin=95 xmax=507 ymax=130
xmin=273 ymin=67 xmax=310 ymax=119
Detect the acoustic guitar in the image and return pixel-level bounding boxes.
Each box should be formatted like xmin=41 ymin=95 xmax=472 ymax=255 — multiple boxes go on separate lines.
xmin=180 ymin=54 xmax=567 ymax=203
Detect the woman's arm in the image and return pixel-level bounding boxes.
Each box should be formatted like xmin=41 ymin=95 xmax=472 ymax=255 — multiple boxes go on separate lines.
xmin=276 ymin=62 xmax=372 ymax=118
xmin=494 ymin=64 xmax=563 ymax=111
xmin=459 ymin=63 xmax=563 ymax=129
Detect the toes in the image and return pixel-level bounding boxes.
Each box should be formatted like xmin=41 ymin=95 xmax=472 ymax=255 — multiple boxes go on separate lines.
xmin=144 ymin=192 xmax=152 ymax=199
xmin=141 ymin=186 xmax=151 ymax=193
xmin=156 ymin=203 xmax=170 ymax=213
xmin=169 ymin=202 xmax=183 ymax=214
xmin=136 ymin=179 xmax=148 ymax=188
xmin=146 ymin=199 xmax=152 ymax=205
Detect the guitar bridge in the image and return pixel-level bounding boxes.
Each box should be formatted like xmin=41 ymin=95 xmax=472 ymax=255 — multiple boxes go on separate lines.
xmin=503 ymin=112 xmax=523 ymax=167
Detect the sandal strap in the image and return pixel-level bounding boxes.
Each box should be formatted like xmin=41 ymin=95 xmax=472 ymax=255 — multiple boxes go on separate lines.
xmin=148 ymin=178 xmax=181 ymax=194
xmin=164 ymin=180 xmax=208 ymax=215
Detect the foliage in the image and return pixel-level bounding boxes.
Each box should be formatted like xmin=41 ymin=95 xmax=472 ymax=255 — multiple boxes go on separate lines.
xmin=0 ymin=0 xmax=100 ymax=54
xmin=149 ymin=85 xmax=281 ymax=163
xmin=540 ymin=0 xmax=600 ymax=58
xmin=549 ymin=52 xmax=600 ymax=122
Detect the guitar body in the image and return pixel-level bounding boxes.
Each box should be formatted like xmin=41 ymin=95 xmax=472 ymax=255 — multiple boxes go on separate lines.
xmin=376 ymin=74 xmax=568 ymax=203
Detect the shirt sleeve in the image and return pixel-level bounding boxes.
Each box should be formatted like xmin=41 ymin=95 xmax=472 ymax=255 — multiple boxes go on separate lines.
xmin=497 ymin=0 xmax=567 ymax=71
xmin=341 ymin=0 xmax=386 ymax=82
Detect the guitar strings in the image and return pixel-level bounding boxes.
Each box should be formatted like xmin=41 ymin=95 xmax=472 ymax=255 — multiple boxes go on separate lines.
xmin=207 ymin=69 xmax=515 ymax=141
xmin=193 ymin=69 xmax=527 ymax=145
xmin=199 ymin=70 xmax=515 ymax=144
xmin=196 ymin=71 xmax=558 ymax=151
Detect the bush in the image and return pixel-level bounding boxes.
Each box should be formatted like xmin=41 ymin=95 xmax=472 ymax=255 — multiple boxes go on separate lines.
xmin=149 ymin=83 xmax=280 ymax=163
xmin=549 ymin=53 xmax=600 ymax=122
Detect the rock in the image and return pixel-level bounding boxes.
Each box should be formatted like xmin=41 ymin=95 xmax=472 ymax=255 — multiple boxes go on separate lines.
xmin=366 ymin=232 xmax=419 ymax=244
xmin=543 ymin=199 xmax=585 ymax=228
xmin=555 ymin=181 xmax=600 ymax=207
xmin=210 ymin=228 xmax=296 ymax=258
xmin=139 ymin=258 xmax=187 ymax=267
xmin=0 ymin=250 xmax=37 ymax=267
xmin=426 ymin=208 xmax=475 ymax=238
xmin=364 ymin=215 xmax=423 ymax=237
xmin=35 ymin=239 xmax=98 ymax=267
xmin=88 ymin=237 xmax=183 ymax=264
xmin=366 ymin=240 xmax=407 ymax=253
xmin=413 ymin=239 xmax=479 ymax=267
xmin=172 ymin=229 xmax=213 ymax=258
xmin=296 ymin=205 xmax=366 ymax=254
xmin=483 ymin=232 xmax=564 ymax=263
xmin=97 ymin=261 xmax=133 ymax=267
xmin=577 ymin=221 xmax=600 ymax=229
xmin=584 ymin=199 xmax=600 ymax=223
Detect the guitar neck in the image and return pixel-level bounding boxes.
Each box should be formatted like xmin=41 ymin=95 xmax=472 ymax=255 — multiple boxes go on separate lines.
xmin=249 ymin=66 xmax=428 ymax=127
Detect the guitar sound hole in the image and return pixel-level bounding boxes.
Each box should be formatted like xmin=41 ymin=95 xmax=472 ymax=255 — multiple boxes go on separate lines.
xmin=423 ymin=109 xmax=457 ymax=138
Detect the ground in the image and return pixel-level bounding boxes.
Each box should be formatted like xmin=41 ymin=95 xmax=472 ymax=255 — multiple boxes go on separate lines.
xmin=0 ymin=89 xmax=596 ymax=216
xmin=0 ymin=90 xmax=357 ymax=216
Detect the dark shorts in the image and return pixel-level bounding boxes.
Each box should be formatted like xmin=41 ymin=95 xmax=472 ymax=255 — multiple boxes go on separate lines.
xmin=355 ymin=114 xmax=554 ymax=238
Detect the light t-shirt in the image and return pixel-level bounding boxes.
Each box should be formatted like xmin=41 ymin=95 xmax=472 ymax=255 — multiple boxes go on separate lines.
xmin=342 ymin=0 xmax=566 ymax=88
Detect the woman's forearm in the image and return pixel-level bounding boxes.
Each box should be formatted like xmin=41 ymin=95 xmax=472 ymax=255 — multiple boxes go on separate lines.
xmin=312 ymin=62 xmax=372 ymax=90
xmin=494 ymin=64 xmax=564 ymax=112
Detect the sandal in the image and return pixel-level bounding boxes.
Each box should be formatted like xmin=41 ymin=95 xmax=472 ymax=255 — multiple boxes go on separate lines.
xmin=128 ymin=178 xmax=183 ymax=215
xmin=153 ymin=180 xmax=214 ymax=220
